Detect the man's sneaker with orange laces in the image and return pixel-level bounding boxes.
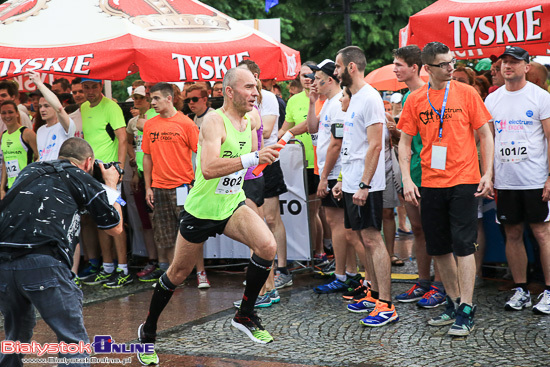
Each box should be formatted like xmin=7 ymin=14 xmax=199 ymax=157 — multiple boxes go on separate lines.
xmin=360 ymin=300 xmax=399 ymax=327
xmin=342 ymin=281 xmax=368 ymax=301
xmin=416 ymin=285 xmax=447 ymax=308
xmin=347 ymin=291 xmax=377 ymax=313
xmin=395 ymin=282 xmax=428 ymax=303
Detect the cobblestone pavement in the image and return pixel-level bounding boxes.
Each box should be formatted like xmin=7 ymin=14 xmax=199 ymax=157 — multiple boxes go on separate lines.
xmin=3 ymin=256 xmax=550 ymax=366
xmin=147 ymin=273 xmax=550 ymax=367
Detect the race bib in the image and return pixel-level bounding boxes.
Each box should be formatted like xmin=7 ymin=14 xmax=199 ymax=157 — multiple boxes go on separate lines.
xmin=311 ymin=133 xmax=318 ymax=147
xmin=499 ymin=141 xmax=528 ymax=163
xmin=341 ymin=139 xmax=350 ymax=163
xmin=215 ymin=169 xmax=245 ymax=194
xmin=5 ymin=159 xmax=20 ymax=178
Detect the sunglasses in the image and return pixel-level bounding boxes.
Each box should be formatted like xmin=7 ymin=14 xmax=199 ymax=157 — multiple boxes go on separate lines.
xmin=184 ymin=97 xmax=200 ymax=103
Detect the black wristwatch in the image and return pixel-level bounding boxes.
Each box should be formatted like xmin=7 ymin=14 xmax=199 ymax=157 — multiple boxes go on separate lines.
xmin=359 ymin=182 xmax=371 ymax=190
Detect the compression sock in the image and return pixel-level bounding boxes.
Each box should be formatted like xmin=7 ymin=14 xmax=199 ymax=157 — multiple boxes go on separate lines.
xmin=144 ymin=273 xmax=177 ymax=335
xmin=240 ymin=254 xmax=273 ymax=315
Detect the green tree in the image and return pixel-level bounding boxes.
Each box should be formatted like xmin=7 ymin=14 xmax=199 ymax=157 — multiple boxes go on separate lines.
xmin=203 ymin=0 xmax=434 ymax=73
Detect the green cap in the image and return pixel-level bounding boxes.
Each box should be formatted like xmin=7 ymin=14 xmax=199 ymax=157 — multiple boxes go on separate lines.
xmin=474 ymin=58 xmax=492 ymax=72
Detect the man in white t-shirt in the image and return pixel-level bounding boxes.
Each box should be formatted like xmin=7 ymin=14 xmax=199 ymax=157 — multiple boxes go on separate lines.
xmin=28 ymin=72 xmax=76 ymax=161
xmin=332 ymin=46 xmax=397 ymax=327
xmin=485 ymin=46 xmax=550 ymax=315
xmin=306 ymin=59 xmax=364 ymax=294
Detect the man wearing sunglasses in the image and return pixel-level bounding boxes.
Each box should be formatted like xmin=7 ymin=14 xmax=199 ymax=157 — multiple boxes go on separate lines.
xmin=185 ymin=84 xmax=214 ymax=129
xmin=398 ymin=42 xmax=494 ymax=336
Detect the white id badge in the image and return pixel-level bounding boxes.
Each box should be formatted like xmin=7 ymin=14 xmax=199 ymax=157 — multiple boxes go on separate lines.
xmin=176 ymin=185 xmax=188 ymax=206
xmin=431 ymin=143 xmax=447 ymax=170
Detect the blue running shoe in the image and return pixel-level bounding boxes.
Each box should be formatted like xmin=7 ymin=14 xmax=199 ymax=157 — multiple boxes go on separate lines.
xmin=347 ymin=291 xmax=377 ymax=313
xmin=314 ymin=279 xmax=349 ymax=294
xmin=448 ymin=303 xmax=476 ymax=336
xmin=360 ymin=300 xmax=399 ymax=327
xmin=417 ymin=285 xmax=446 ymax=308
xmin=395 ymin=282 xmax=428 ymax=303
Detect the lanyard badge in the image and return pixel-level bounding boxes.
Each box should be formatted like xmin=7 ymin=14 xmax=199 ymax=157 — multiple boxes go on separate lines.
xmin=427 ymin=81 xmax=450 ymax=170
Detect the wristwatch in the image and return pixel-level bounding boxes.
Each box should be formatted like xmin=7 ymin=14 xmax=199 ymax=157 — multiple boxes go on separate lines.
xmin=359 ymin=182 xmax=371 ymax=190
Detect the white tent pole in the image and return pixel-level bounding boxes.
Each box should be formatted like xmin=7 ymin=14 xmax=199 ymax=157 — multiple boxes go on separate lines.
xmin=104 ymin=80 xmax=112 ymax=99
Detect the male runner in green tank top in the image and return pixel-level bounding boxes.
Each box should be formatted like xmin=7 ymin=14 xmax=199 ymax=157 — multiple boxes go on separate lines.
xmin=136 ymin=67 xmax=283 ymax=365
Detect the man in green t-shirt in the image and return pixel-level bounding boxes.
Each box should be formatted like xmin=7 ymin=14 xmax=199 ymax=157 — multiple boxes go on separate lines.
xmin=79 ymin=78 xmax=131 ymax=289
xmin=135 ymin=68 xmax=283 ymax=365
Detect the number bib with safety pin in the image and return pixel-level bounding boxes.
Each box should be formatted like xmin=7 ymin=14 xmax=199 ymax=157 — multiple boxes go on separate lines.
xmin=216 ymin=169 xmax=245 ymax=194
xmin=499 ymin=141 xmax=528 ymax=163
xmin=135 ymin=134 xmax=143 ymax=153
xmin=5 ymin=159 xmax=20 ymax=178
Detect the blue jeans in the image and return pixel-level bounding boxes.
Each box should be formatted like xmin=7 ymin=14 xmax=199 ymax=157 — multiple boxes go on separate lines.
xmin=0 ymin=254 xmax=89 ymax=367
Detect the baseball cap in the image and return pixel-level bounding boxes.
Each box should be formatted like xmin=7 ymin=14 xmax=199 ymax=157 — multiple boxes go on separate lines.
xmin=390 ymin=93 xmax=403 ymax=104
xmin=308 ymin=59 xmax=339 ymax=82
xmin=303 ymin=73 xmax=316 ymax=81
xmin=81 ymin=78 xmax=102 ymax=84
xmin=132 ymin=85 xmax=146 ymax=97
xmin=498 ymin=46 xmax=529 ymax=63
xmin=474 ymin=58 xmax=492 ymax=72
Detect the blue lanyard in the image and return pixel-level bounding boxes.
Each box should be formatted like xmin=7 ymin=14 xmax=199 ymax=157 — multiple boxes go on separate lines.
xmin=427 ymin=81 xmax=450 ymax=140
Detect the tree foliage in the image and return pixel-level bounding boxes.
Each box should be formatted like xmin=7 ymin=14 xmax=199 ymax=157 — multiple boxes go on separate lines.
xmin=203 ymin=0 xmax=435 ymax=73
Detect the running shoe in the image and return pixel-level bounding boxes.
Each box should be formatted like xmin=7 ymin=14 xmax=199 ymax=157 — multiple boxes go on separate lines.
xmin=448 ymin=303 xmax=476 ymax=336
xmin=197 ymin=271 xmax=211 ymax=289
xmin=417 ymin=285 xmax=446 ymax=308
xmin=345 ymin=274 xmax=363 ymax=289
xmin=342 ymin=281 xmax=367 ymax=301
xmin=267 ymin=289 xmax=281 ymax=304
xmin=533 ymin=290 xmax=550 ymax=315
xmin=73 ymin=276 xmax=82 ymax=289
xmin=428 ymin=296 xmax=459 ymax=326
xmin=137 ymin=263 xmax=157 ymax=278
xmin=313 ymin=279 xmax=349 ymax=294
xmin=360 ymin=300 xmax=399 ymax=327
xmin=80 ymin=268 xmax=113 ymax=285
xmin=78 ymin=262 xmax=100 ymax=278
xmin=104 ymin=269 xmax=133 ymax=289
xmin=137 ymin=323 xmax=158 ymax=365
xmin=347 ymin=291 xmax=377 ymax=313
xmin=233 ymin=293 xmax=272 ymax=308
xmin=505 ymin=287 xmax=532 ymax=311
xmin=313 ymin=252 xmax=329 ymax=267
xmin=274 ymin=272 xmax=293 ymax=289
xmin=139 ymin=268 xmax=164 ymax=282
xmin=231 ymin=311 xmax=274 ymax=344
xmin=395 ymin=282 xmax=428 ymax=303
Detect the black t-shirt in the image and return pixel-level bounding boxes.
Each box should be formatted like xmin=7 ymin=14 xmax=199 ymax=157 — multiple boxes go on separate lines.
xmin=0 ymin=160 xmax=120 ymax=266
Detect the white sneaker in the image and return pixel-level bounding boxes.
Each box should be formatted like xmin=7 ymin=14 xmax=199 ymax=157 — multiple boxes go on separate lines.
xmin=505 ymin=287 xmax=532 ymax=311
xmin=533 ymin=290 xmax=550 ymax=315
xmin=197 ymin=271 xmax=211 ymax=289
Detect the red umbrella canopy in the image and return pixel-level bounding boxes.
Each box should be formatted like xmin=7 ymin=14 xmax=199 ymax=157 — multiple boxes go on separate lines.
xmin=0 ymin=0 xmax=301 ymax=82
xmin=364 ymin=64 xmax=429 ymax=91
xmin=399 ymin=0 xmax=549 ymax=59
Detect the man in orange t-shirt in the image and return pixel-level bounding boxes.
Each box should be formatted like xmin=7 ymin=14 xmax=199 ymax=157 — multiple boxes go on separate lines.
xmin=142 ymin=83 xmax=199 ymax=282
xmin=398 ymin=42 xmax=494 ymax=337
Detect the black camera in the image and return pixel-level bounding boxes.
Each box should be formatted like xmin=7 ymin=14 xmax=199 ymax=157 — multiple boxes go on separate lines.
xmin=92 ymin=160 xmax=124 ymax=183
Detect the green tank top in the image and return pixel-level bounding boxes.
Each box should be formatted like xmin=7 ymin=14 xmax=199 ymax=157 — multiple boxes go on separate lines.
xmin=1 ymin=126 xmax=32 ymax=188
xmin=184 ymin=109 xmax=251 ymax=220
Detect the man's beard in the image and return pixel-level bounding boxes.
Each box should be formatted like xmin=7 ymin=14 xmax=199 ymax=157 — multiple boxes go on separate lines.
xmin=340 ymin=67 xmax=353 ymax=87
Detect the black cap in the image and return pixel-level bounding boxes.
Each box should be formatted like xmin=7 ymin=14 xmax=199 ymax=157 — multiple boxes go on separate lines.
xmin=498 ymin=46 xmax=529 ymax=63
xmin=308 ymin=59 xmax=339 ymax=82
xmin=304 ymin=73 xmax=315 ymax=81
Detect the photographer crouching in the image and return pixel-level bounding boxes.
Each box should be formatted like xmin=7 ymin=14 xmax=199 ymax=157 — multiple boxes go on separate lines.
xmin=0 ymin=137 xmax=123 ymax=367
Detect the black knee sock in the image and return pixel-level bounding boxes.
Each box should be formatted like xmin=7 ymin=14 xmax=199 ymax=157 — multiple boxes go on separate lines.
xmin=371 ymin=290 xmax=379 ymax=300
xmin=144 ymin=273 xmax=177 ymax=335
xmin=240 ymin=254 xmax=273 ymax=315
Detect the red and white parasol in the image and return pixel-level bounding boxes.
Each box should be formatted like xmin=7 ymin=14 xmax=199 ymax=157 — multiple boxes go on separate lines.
xmin=399 ymin=0 xmax=550 ymax=59
xmin=0 ymin=0 xmax=301 ymax=82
